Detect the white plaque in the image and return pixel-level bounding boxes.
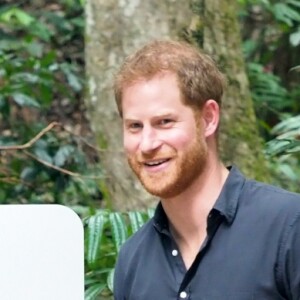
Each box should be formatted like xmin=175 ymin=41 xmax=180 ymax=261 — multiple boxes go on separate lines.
xmin=0 ymin=205 xmax=84 ymax=300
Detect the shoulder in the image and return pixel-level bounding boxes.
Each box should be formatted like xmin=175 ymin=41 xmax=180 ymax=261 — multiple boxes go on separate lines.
xmin=244 ymin=178 xmax=300 ymax=208
xmin=122 ymin=218 xmax=155 ymax=250
xmin=116 ymin=217 xmax=157 ymax=268
xmin=113 ymin=217 xmax=159 ymax=295
xmin=240 ymin=178 xmax=300 ymax=224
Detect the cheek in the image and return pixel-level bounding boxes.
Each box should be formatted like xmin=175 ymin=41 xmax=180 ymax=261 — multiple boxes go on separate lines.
xmin=162 ymin=129 xmax=197 ymax=150
xmin=123 ymin=134 xmax=139 ymax=154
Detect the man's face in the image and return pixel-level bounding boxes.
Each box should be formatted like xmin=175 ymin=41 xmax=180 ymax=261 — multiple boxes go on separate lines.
xmin=122 ymin=72 xmax=208 ymax=199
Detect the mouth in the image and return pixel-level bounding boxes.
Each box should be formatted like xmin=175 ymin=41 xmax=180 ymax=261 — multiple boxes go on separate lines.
xmin=142 ymin=158 xmax=171 ymax=169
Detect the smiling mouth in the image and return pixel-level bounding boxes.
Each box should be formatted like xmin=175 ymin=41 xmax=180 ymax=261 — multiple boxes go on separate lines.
xmin=144 ymin=158 xmax=170 ymax=167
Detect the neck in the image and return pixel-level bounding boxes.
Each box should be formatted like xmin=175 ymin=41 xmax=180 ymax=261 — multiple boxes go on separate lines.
xmin=161 ymin=159 xmax=229 ymax=242
xmin=161 ymin=159 xmax=228 ymax=270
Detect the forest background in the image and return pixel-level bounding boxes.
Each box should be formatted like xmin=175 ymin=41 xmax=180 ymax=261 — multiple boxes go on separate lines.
xmin=0 ymin=0 xmax=299 ymax=299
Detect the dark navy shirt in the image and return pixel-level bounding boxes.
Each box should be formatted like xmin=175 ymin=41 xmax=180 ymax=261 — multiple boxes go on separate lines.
xmin=114 ymin=167 xmax=300 ymax=300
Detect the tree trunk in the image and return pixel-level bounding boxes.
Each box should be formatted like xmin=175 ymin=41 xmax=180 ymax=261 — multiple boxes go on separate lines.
xmin=84 ymin=0 xmax=270 ymax=210
xmin=200 ymin=0 xmax=270 ymax=181
xmin=84 ymin=0 xmax=194 ymax=210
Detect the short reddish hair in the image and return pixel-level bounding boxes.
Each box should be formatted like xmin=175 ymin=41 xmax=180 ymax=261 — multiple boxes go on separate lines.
xmin=114 ymin=40 xmax=226 ymax=116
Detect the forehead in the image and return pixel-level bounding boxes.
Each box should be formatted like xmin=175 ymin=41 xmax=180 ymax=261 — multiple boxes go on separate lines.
xmin=121 ymin=73 xmax=185 ymax=118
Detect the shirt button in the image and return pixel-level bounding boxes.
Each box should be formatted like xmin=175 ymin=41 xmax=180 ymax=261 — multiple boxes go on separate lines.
xmin=179 ymin=291 xmax=187 ymax=299
xmin=172 ymin=249 xmax=178 ymax=256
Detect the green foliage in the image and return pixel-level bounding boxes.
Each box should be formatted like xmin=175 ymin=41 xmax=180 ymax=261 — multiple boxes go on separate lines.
xmin=239 ymin=0 xmax=300 ymax=35
xmin=266 ymin=114 xmax=300 ymax=155
xmin=84 ymin=209 xmax=154 ymax=300
xmin=290 ymin=65 xmax=300 ymax=72
xmin=0 ymin=128 xmax=102 ymax=204
xmin=240 ymin=0 xmax=300 ymax=191
xmin=267 ymin=0 xmax=300 ymax=27
xmin=247 ymin=63 xmax=290 ymax=110
xmin=267 ymin=154 xmax=300 ymax=192
xmin=0 ymin=2 xmax=99 ymax=205
xmin=0 ymin=3 xmax=84 ymax=110
xmin=266 ymin=113 xmax=300 ymax=194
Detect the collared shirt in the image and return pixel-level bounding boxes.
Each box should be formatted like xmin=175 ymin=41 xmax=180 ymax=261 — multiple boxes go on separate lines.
xmin=114 ymin=166 xmax=300 ymax=300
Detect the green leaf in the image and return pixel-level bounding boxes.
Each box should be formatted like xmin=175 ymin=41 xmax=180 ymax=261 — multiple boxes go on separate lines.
xmin=0 ymin=189 xmax=6 ymax=203
xmin=86 ymin=213 xmax=106 ymax=267
xmin=286 ymin=0 xmax=300 ymax=8
xmin=107 ymin=268 xmax=114 ymax=292
xmin=29 ymin=21 xmax=52 ymax=42
xmin=278 ymin=163 xmax=298 ymax=181
xmin=33 ymin=148 xmax=53 ymax=164
xmin=25 ymin=41 xmax=44 ymax=58
xmin=12 ymin=93 xmax=40 ymax=108
xmin=0 ymin=136 xmax=15 ymax=147
xmin=14 ymin=9 xmax=35 ymax=26
xmin=0 ymin=7 xmax=35 ymax=26
xmin=10 ymin=72 xmax=40 ymax=84
xmin=0 ymin=38 xmax=22 ymax=52
xmin=247 ymin=62 xmax=290 ymax=110
xmin=66 ymin=70 xmax=82 ymax=92
xmin=272 ymin=3 xmax=300 ymax=26
xmin=60 ymin=63 xmax=82 ymax=92
xmin=261 ymin=0 xmax=271 ymax=6
xmin=266 ymin=139 xmax=291 ymax=156
xmin=84 ymin=283 xmax=105 ymax=300
xmin=54 ymin=145 xmax=75 ymax=167
xmin=147 ymin=208 xmax=155 ymax=219
xmin=290 ymin=30 xmax=300 ymax=46
xmin=271 ymin=115 xmax=300 ymax=135
xmin=289 ymin=65 xmax=300 ymax=72
xmin=20 ymin=167 xmax=36 ymax=181
xmin=85 ymin=268 xmax=112 ymax=281
xmin=128 ymin=211 xmax=145 ymax=234
xmin=109 ymin=212 xmax=127 ymax=253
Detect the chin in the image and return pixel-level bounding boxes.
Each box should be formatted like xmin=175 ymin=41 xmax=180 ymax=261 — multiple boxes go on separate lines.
xmin=143 ymin=182 xmax=184 ymax=199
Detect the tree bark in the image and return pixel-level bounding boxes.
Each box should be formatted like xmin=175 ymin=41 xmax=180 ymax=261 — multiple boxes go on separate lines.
xmin=85 ymin=0 xmax=270 ymax=210
xmin=200 ymin=0 xmax=270 ymax=181
xmin=85 ymin=0 xmax=193 ymax=210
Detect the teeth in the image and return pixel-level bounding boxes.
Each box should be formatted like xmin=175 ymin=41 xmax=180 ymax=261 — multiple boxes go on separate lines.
xmin=146 ymin=159 xmax=167 ymax=166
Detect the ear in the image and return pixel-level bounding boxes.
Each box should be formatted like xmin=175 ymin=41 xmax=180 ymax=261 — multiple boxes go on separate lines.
xmin=202 ymin=99 xmax=220 ymax=138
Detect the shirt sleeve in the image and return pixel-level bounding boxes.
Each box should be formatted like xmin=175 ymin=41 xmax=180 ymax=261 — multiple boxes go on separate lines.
xmin=280 ymin=213 xmax=300 ymax=300
xmin=113 ymin=248 xmax=126 ymax=300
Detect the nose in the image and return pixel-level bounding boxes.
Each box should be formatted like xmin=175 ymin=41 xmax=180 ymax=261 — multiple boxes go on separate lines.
xmin=139 ymin=127 xmax=162 ymax=153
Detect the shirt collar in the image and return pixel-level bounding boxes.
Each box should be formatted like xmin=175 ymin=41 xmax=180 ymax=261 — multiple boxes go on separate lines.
xmin=153 ymin=202 xmax=168 ymax=232
xmin=153 ymin=165 xmax=246 ymax=230
xmin=213 ymin=166 xmax=246 ymax=224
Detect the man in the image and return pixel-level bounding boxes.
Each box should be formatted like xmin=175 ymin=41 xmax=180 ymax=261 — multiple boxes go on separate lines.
xmin=113 ymin=40 xmax=300 ymax=299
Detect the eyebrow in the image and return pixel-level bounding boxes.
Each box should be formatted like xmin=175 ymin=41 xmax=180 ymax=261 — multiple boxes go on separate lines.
xmin=124 ymin=112 xmax=176 ymax=121
xmin=152 ymin=113 xmax=176 ymax=120
xmin=123 ymin=119 xmax=145 ymax=129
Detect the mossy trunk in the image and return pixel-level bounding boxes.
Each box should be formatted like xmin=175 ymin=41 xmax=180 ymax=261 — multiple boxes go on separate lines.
xmin=200 ymin=0 xmax=270 ymax=181
xmin=84 ymin=0 xmax=270 ymax=210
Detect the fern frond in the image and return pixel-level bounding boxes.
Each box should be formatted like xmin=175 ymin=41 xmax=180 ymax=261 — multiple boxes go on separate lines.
xmin=147 ymin=208 xmax=155 ymax=219
xmin=109 ymin=212 xmax=127 ymax=252
xmin=107 ymin=268 xmax=114 ymax=292
xmin=86 ymin=212 xmax=106 ymax=267
xmin=85 ymin=283 xmax=106 ymax=300
xmin=128 ymin=211 xmax=144 ymax=234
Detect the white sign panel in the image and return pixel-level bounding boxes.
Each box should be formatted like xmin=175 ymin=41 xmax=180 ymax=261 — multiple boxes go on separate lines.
xmin=0 ymin=205 xmax=84 ymax=300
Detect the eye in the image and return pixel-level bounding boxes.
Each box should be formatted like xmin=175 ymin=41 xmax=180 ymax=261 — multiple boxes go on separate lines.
xmin=127 ymin=122 xmax=143 ymax=132
xmin=158 ymin=119 xmax=174 ymax=127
